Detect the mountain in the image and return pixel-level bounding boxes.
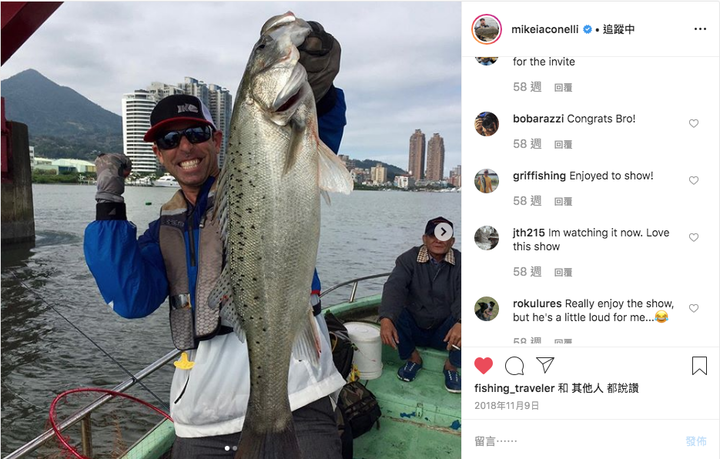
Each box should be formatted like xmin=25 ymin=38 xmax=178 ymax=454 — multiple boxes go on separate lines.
xmin=1 ymin=69 xmax=122 ymax=160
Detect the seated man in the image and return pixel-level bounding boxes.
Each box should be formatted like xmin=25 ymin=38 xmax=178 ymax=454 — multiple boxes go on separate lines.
xmin=378 ymin=217 xmax=461 ymax=393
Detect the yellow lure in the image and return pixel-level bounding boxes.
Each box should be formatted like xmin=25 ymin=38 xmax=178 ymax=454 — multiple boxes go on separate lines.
xmin=173 ymin=352 xmax=195 ymax=370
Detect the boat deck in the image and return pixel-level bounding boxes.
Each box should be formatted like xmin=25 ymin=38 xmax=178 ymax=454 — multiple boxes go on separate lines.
xmin=119 ymin=293 xmax=460 ymax=459
xmin=352 ymin=343 xmax=461 ymax=459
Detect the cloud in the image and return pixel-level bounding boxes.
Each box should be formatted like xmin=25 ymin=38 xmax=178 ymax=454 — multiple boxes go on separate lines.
xmin=1 ymin=2 xmax=461 ymax=172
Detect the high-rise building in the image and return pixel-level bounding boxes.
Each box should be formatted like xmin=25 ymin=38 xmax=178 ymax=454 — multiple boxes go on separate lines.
xmin=180 ymin=77 xmax=210 ymax=107
xmin=208 ymin=84 xmax=233 ymax=167
xmin=121 ymin=90 xmax=157 ymax=174
xmin=370 ymin=163 xmax=387 ymax=184
xmin=147 ymin=81 xmax=183 ymax=100
xmin=408 ymin=129 xmax=426 ymax=179
xmin=449 ymin=165 xmax=462 ymax=188
xmin=426 ymin=133 xmax=445 ymax=181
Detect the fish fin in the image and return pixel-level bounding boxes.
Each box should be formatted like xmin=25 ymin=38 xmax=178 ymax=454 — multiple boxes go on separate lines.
xmin=320 ymin=189 xmax=331 ymax=205
xmin=318 ymin=140 xmax=353 ymax=194
xmin=212 ymin=159 xmax=229 ymax=223
xmin=220 ymin=304 xmax=246 ymax=343
xmin=209 ymin=268 xmax=245 ymax=343
xmin=236 ymin=422 xmax=301 ymax=459
xmin=213 ymin=163 xmax=231 ymax=259
xmin=208 ymin=266 xmax=233 ymax=311
xmin=291 ymin=309 xmax=321 ymax=367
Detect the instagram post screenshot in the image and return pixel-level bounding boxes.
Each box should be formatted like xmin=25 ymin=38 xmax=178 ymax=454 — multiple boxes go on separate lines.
xmin=1 ymin=1 xmax=718 ymax=459
xmin=462 ymin=2 xmax=719 ymax=458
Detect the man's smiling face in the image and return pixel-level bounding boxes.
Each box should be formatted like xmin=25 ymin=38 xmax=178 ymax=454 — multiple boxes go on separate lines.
xmin=153 ymin=121 xmax=222 ymax=198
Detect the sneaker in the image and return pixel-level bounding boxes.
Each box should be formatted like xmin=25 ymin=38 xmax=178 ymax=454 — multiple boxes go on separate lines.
xmin=397 ymin=361 xmax=422 ymax=382
xmin=444 ymin=369 xmax=461 ymax=393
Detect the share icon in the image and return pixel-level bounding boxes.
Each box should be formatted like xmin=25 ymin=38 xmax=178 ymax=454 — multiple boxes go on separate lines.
xmin=536 ymin=357 xmax=555 ymax=374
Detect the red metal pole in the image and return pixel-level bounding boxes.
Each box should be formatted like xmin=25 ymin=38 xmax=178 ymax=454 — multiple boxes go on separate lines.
xmin=1 ymin=97 xmax=10 ymax=183
xmin=1 ymin=2 xmax=62 ymax=65
xmin=1 ymin=1 xmax=62 ymax=180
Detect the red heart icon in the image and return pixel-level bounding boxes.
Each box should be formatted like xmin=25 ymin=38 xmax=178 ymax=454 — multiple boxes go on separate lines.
xmin=474 ymin=357 xmax=493 ymax=374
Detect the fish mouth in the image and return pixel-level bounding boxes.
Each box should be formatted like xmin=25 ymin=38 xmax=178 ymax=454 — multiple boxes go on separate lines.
xmin=271 ymin=63 xmax=308 ymax=117
xmin=261 ymin=11 xmax=297 ymax=35
xmin=276 ymin=91 xmax=301 ymax=113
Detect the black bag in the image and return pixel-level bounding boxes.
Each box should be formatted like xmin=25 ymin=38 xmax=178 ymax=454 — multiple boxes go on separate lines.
xmin=337 ymin=381 xmax=382 ymax=439
xmin=324 ymin=311 xmax=354 ymax=380
xmin=336 ymin=404 xmax=354 ymax=459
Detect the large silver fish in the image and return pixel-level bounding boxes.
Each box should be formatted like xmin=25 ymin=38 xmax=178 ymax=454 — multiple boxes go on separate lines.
xmin=475 ymin=26 xmax=499 ymax=40
xmin=210 ymin=11 xmax=353 ymax=459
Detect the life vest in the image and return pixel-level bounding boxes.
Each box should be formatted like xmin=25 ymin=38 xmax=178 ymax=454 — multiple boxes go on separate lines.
xmin=158 ymin=186 xmax=226 ymax=350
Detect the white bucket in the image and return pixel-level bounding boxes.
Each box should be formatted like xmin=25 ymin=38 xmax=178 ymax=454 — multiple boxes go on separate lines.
xmin=345 ymin=322 xmax=384 ymax=380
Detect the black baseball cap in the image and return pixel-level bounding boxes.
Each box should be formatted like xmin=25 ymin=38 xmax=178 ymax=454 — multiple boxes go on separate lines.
xmin=425 ymin=216 xmax=454 ymax=236
xmin=144 ymin=95 xmax=217 ymax=142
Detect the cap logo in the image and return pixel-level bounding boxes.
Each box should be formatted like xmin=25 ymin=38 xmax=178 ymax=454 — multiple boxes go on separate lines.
xmin=177 ymin=104 xmax=199 ymax=114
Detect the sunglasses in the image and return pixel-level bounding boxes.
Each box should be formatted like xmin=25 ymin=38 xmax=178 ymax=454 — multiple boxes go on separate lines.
xmin=156 ymin=125 xmax=213 ymax=150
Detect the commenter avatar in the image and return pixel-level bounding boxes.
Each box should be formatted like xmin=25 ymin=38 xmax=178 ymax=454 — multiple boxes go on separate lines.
xmin=475 ymin=112 xmax=499 ymax=137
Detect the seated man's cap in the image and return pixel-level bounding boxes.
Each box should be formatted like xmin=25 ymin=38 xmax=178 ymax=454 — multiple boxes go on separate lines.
xmin=143 ymin=94 xmax=217 ymax=142
xmin=425 ymin=216 xmax=454 ymax=236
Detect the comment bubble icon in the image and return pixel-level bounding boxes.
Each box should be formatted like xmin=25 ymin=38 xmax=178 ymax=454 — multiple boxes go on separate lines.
xmin=505 ymin=356 xmax=525 ymax=375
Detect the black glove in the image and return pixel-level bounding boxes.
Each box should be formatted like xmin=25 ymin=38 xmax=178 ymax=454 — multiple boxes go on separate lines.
xmin=95 ymin=153 xmax=132 ymax=203
xmin=298 ymin=21 xmax=341 ymax=103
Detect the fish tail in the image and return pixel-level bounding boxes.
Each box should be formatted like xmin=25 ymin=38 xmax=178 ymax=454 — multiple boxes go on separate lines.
xmin=235 ymin=423 xmax=302 ymax=459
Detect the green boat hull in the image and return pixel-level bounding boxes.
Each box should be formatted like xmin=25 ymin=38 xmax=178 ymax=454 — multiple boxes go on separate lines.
xmin=123 ymin=294 xmax=461 ymax=459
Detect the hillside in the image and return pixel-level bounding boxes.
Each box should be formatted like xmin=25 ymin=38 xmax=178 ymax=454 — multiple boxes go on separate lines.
xmin=354 ymin=159 xmax=406 ymax=180
xmin=1 ymin=69 xmax=122 ymax=159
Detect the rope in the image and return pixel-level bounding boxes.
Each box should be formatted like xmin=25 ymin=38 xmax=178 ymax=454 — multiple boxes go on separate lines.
xmin=9 ymin=270 xmax=170 ymax=411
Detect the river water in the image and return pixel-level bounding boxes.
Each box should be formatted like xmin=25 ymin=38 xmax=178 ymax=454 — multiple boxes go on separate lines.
xmin=1 ymin=184 xmax=460 ymax=455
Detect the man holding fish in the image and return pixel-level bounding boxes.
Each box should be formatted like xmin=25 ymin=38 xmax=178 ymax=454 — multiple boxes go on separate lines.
xmin=85 ymin=14 xmax=351 ymax=459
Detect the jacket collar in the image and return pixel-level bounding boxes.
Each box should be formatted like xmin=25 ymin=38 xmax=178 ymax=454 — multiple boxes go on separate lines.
xmin=417 ymin=245 xmax=455 ymax=265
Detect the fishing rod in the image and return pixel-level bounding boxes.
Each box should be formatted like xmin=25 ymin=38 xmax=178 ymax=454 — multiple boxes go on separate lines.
xmin=8 ymin=270 xmax=170 ymax=411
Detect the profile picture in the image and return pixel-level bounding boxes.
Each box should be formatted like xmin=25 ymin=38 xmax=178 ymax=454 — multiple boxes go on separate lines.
xmin=475 ymin=297 xmax=499 ymax=321
xmin=474 ymin=226 xmax=499 ymax=251
xmin=475 ymin=112 xmax=499 ymax=137
xmin=474 ymin=168 xmax=498 ymax=193
xmin=475 ymin=57 xmax=498 ymax=66
xmin=472 ymin=15 xmax=501 ymax=44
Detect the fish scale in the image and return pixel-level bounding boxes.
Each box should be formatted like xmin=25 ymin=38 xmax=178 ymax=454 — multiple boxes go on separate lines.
xmin=208 ymin=12 xmax=352 ymax=459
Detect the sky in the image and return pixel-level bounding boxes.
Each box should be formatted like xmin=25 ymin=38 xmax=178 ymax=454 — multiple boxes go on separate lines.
xmin=1 ymin=2 xmax=462 ymax=175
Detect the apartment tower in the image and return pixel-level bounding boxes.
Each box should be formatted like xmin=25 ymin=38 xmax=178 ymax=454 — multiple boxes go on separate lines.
xmin=426 ymin=133 xmax=445 ymax=181
xmin=121 ymin=90 xmax=158 ymax=174
xmin=408 ymin=129 xmax=426 ymax=179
